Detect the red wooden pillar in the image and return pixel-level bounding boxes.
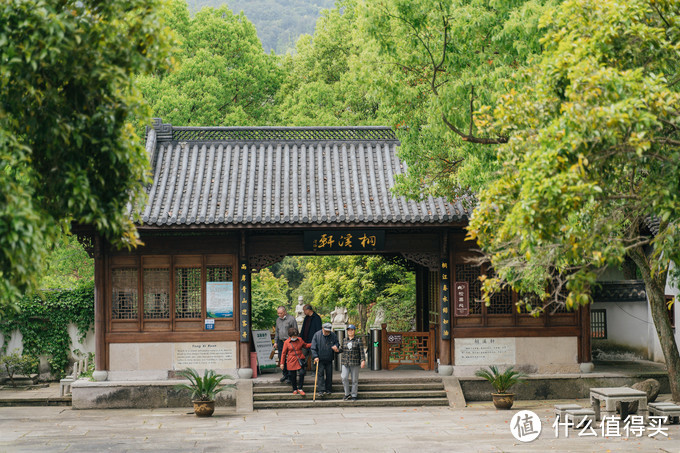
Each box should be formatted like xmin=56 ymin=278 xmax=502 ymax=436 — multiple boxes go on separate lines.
xmin=93 ymin=235 xmax=107 ymax=372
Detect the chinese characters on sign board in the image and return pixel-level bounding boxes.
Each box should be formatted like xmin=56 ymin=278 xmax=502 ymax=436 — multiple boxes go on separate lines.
xmin=454 ymin=281 xmax=469 ymax=317
xmin=440 ymin=259 xmax=451 ymax=340
xmin=239 ymin=261 xmax=250 ymax=342
xmin=303 ymin=230 xmax=385 ymax=252
xmin=206 ymin=282 xmax=233 ymax=318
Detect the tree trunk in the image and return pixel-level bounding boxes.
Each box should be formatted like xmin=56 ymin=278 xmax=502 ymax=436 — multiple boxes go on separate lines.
xmin=630 ymin=246 xmax=680 ymax=402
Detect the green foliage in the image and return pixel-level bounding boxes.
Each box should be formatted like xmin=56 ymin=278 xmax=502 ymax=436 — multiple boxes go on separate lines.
xmin=251 ymin=269 xmax=289 ymax=330
xmin=186 ymin=0 xmax=335 ymax=54
xmin=39 ymin=234 xmax=93 ymax=290
xmin=469 ymin=0 xmax=680 ymax=309
xmin=363 ymin=0 xmax=557 ymax=200
xmin=277 ymin=0 xmax=388 ymax=126
xmin=0 ymin=283 xmax=94 ymax=378
xmin=0 ymin=0 xmax=173 ymax=313
xmin=371 ymin=272 xmax=416 ymax=332
xmin=475 ymin=365 xmax=526 ymax=394
xmin=175 ymin=367 xmax=234 ymax=401
xmin=0 ymin=352 xmax=39 ymax=387
xmin=138 ymin=2 xmax=283 ymax=126
xmin=468 ymin=0 xmax=680 ymax=398
xmin=305 ymin=256 xmax=414 ymax=332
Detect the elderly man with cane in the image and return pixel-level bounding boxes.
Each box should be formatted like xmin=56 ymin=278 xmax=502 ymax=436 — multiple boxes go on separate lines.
xmin=311 ymin=322 xmax=339 ymax=398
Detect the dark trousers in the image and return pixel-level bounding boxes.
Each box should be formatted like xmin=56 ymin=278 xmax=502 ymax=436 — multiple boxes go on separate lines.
xmin=290 ymin=369 xmax=305 ymax=391
xmin=277 ymin=340 xmax=288 ymax=379
xmin=318 ymin=360 xmax=333 ymax=393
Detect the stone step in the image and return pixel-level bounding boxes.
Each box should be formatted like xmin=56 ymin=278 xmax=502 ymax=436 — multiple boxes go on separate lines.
xmin=253 ymin=397 xmax=449 ymax=409
xmin=254 ymin=389 xmax=447 ymax=401
xmin=253 ymin=382 xmax=444 ymax=393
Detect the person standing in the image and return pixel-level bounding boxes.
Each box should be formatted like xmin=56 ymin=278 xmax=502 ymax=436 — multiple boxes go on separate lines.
xmin=280 ymin=327 xmax=311 ymax=396
xmin=300 ymin=304 xmax=322 ymax=344
xmin=273 ymin=306 xmax=297 ymax=383
xmin=339 ymin=324 xmax=366 ymax=401
xmin=311 ymin=322 xmax=339 ymax=396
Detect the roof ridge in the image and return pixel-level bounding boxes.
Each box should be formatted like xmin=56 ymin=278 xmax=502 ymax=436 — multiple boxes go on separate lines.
xmin=147 ymin=119 xmax=399 ymax=143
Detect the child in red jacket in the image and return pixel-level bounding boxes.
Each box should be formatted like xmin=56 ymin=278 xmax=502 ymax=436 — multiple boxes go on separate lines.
xmin=280 ymin=327 xmax=311 ymax=395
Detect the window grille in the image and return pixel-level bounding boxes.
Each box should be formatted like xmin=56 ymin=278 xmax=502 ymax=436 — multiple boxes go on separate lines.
xmin=207 ymin=265 xmax=232 ymax=283
xmin=143 ymin=268 xmax=170 ymax=319
xmin=487 ymin=268 xmax=513 ymax=315
xmin=455 ymin=264 xmax=482 ymax=314
xmin=591 ymin=309 xmax=607 ymax=339
xmin=175 ymin=268 xmax=202 ymax=319
xmin=112 ymin=268 xmax=138 ymax=320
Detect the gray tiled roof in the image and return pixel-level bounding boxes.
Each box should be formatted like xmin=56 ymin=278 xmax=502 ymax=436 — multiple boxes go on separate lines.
xmin=139 ymin=119 xmax=469 ymax=227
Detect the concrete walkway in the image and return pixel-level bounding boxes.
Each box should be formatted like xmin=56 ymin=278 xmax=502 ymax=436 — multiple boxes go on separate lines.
xmin=0 ymin=398 xmax=678 ymax=452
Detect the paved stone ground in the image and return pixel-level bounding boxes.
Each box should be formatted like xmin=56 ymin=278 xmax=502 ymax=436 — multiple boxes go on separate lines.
xmin=0 ymin=398 xmax=678 ymax=452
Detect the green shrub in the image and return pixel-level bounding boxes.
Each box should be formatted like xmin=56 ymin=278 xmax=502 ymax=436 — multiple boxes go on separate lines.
xmin=0 ymin=352 xmax=39 ymax=387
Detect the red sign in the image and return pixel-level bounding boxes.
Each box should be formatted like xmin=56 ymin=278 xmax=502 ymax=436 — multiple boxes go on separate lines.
xmin=454 ymin=281 xmax=469 ymax=317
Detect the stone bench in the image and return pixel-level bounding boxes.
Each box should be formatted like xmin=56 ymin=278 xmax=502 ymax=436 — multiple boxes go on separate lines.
xmin=554 ymin=404 xmax=583 ymax=422
xmin=648 ymin=402 xmax=680 ymax=424
xmin=59 ymin=357 xmax=88 ymax=396
xmin=564 ymin=408 xmax=596 ymax=427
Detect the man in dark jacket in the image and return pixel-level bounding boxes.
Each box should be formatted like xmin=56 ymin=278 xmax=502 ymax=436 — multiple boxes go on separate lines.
xmin=301 ymin=304 xmax=322 ymax=344
xmin=311 ymin=322 xmax=339 ymax=396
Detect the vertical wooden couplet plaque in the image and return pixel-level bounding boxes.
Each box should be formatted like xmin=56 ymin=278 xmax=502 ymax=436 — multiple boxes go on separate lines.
xmin=239 ymin=261 xmax=251 ymax=343
xmin=440 ymin=259 xmax=451 ymax=340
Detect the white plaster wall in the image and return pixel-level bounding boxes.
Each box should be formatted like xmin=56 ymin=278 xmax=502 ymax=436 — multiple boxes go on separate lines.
xmin=591 ymin=301 xmax=652 ymax=357
xmin=1 ymin=324 xmax=93 ymax=359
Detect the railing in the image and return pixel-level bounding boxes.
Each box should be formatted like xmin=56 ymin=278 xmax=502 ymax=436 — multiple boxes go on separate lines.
xmin=380 ymin=324 xmax=435 ymax=370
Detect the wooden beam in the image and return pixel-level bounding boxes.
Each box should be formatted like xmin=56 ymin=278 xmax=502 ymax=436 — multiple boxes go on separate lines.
xmin=94 ymin=235 xmax=107 ymax=371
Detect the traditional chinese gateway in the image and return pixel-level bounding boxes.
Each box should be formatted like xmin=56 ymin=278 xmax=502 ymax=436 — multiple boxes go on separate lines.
xmin=82 ymin=119 xmax=591 ymax=382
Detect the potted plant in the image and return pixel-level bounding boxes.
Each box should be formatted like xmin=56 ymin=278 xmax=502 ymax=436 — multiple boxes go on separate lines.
xmin=475 ymin=365 xmax=526 ymax=410
xmin=175 ymin=368 xmax=234 ymax=417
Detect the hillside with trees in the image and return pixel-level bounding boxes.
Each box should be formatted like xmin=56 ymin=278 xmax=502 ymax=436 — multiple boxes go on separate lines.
xmin=186 ymin=0 xmax=334 ymax=53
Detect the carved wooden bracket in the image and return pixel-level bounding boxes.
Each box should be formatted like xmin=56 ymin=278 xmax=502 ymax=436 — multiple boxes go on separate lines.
xmin=249 ymin=255 xmax=286 ymax=272
xmin=401 ymin=252 xmax=440 ymax=271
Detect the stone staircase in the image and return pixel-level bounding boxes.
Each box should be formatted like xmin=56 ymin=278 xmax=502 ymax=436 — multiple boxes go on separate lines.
xmin=253 ymin=376 xmax=449 ymax=409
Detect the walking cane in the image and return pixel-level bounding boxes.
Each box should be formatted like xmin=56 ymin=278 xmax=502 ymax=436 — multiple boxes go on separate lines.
xmin=313 ymin=360 xmax=319 ymax=402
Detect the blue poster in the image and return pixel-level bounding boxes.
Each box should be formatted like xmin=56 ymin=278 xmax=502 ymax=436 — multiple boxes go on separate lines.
xmin=206 ymin=282 xmax=234 ymax=318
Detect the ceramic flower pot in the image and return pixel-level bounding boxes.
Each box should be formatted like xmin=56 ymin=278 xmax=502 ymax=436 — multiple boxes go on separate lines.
xmin=492 ymin=393 xmax=515 ymax=410
xmin=192 ymin=400 xmax=215 ymax=417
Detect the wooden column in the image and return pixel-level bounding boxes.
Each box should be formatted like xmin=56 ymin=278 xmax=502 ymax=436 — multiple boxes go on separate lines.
xmin=439 ymin=259 xmax=452 ymax=365
xmin=238 ymin=260 xmax=252 ymax=368
xmin=579 ymin=303 xmax=592 ymax=363
xmin=93 ymin=235 xmax=107 ymax=371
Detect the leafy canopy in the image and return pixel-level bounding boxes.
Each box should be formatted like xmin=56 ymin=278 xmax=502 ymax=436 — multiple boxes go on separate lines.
xmin=468 ymin=0 xmax=680 ymax=310
xmin=0 ymin=0 xmax=173 ymax=314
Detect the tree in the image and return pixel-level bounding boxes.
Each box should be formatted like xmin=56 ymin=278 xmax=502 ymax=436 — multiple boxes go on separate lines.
xmin=363 ymin=0 xmax=557 ymax=199
xmin=276 ymin=0 xmax=388 ymax=126
xmin=39 ymin=234 xmax=94 ymax=290
xmin=0 ymin=0 xmax=173 ymax=316
xmin=137 ymin=3 xmax=283 ymax=126
xmin=251 ymin=269 xmax=289 ymax=330
xmin=305 ymin=256 xmax=413 ymax=332
xmin=467 ymin=0 xmax=680 ymax=400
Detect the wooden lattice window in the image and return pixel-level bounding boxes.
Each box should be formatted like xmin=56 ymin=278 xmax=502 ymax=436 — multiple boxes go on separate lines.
xmin=455 ymin=264 xmax=482 ymax=314
xmin=112 ymin=268 xmax=138 ymax=320
xmin=207 ymin=265 xmax=232 ymax=283
xmin=143 ymin=268 xmax=170 ymax=319
xmin=175 ymin=267 xmax=202 ymax=319
xmin=591 ymin=309 xmax=607 ymax=339
xmin=487 ymin=268 xmax=513 ymax=315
